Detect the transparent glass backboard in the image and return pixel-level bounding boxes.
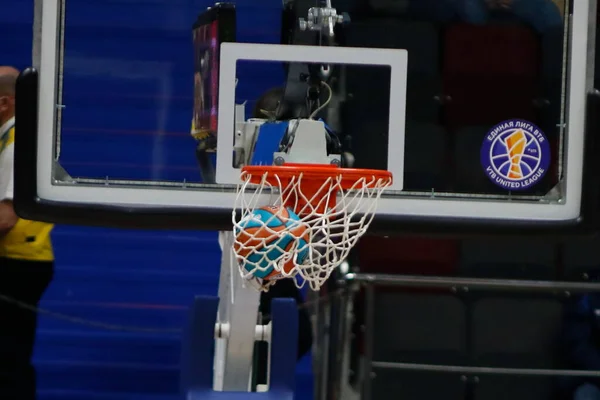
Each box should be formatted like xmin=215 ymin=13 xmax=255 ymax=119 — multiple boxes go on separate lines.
xmin=16 ymin=0 xmax=600 ymax=232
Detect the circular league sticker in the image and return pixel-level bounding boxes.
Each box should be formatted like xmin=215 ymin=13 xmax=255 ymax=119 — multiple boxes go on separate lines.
xmin=480 ymin=119 xmax=550 ymax=191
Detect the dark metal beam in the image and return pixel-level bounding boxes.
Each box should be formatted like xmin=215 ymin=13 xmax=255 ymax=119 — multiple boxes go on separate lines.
xmin=345 ymin=273 xmax=600 ymax=293
xmin=372 ymin=361 xmax=600 ymax=378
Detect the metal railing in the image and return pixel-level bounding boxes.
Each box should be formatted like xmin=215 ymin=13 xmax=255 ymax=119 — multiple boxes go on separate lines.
xmin=333 ymin=273 xmax=600 ymax=400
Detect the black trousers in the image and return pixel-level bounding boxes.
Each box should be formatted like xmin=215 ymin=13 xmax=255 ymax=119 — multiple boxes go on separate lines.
xmin=0 ymin=257 xmax=54 ymax=400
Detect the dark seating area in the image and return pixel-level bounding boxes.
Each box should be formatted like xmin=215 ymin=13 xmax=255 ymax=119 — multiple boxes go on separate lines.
xmin=350 ymin=234 xmax=600 ymax=400
xmin=339 ymin=11 xmax=566 ymax=195
xmin=337 ymin=8 xmax=585 ymax=396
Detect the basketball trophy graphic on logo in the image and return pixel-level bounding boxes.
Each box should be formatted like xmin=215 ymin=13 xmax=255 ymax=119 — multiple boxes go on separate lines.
xmin=481 ymin=119 xmax=551 ymax=191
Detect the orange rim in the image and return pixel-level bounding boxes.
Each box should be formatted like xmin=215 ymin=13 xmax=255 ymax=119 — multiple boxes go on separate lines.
xmin=240 ymin=163 xmax=393 ymax=216
xmin=241 ymin=163 xmax=393 ymax=189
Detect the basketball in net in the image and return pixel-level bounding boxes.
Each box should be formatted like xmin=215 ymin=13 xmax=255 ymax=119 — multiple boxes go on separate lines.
xmin=233 ymin=206 xmax=310 ymax=281
xmin=233 ymin=163 xmax=393 ymax=291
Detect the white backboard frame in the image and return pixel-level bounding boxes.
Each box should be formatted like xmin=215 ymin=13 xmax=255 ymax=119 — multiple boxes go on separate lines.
xmin=215 ymin=42 xmax=407 ymax=191
xmin=32 ymin=0 xmax=592 ymax=223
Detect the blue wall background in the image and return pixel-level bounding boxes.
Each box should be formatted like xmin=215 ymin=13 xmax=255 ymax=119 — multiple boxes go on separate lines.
xmin=1 ymin=0 xmax=311 ymax=399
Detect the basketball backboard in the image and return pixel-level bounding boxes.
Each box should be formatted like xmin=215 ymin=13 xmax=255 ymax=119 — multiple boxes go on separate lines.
xmin=14 ymin=0 xmax=600 ymax=234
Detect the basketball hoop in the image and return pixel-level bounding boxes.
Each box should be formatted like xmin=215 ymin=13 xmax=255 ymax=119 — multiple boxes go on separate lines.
xmin=232 ymin=163 xmax=392 ymax=291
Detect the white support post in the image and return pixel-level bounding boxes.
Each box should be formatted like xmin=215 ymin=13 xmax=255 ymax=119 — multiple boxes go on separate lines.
xmin=213 ymin=231 xmax=262 ymax=392
xmin=33 ymin=0 xmax=43 ymax=69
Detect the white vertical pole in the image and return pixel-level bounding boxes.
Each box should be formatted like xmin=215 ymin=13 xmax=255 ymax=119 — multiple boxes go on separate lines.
xmin=33 ymin=0 xmax=43 ymax=69
xmin=214 ymin=231 xmax=261 ymax=391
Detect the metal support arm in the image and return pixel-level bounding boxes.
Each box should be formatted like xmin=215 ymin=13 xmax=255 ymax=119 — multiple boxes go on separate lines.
xmin=179 ymin=231 xmax=299 ymax=399
xmin=214 ymin=231 xmax=262 ymax=392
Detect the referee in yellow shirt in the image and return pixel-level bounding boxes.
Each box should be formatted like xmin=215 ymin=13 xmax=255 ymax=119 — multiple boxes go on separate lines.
xmin=0 ymin=66 xmax=54 ymax=400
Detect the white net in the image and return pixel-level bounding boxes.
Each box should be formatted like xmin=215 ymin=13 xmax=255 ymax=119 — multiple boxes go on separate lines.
xmin=232 ymin=168 xmax=392 ymax=291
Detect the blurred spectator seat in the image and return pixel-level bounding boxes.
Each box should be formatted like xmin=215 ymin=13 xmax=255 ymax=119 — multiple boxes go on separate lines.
xmin=562 ymin=236 xmax=600 ymax=281
xmin=471 ymin=296 xmax=564 ymax=400
xmin=404 ymin=122 xmax=449 ymax=191
xmin=460 ymin=237 xmax=557 ymax=280
xmin=539 ymin=27 xmax=564 ymax=136
xmin=347 ymin=118 xmax=449 ymax=191
xmin=369 ymin=293 xmax=467 ymax=400
xmin=442 ymin=23 xmax=540 ymax=129
xmin=357 ymin=235 xmax=459 ymax=276
xmin=342 ymin=18 xmax=441 ymax=123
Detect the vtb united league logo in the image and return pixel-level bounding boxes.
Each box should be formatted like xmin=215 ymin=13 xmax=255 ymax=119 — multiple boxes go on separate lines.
xmin=480 ymin=119 xmax=550 ymax=191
